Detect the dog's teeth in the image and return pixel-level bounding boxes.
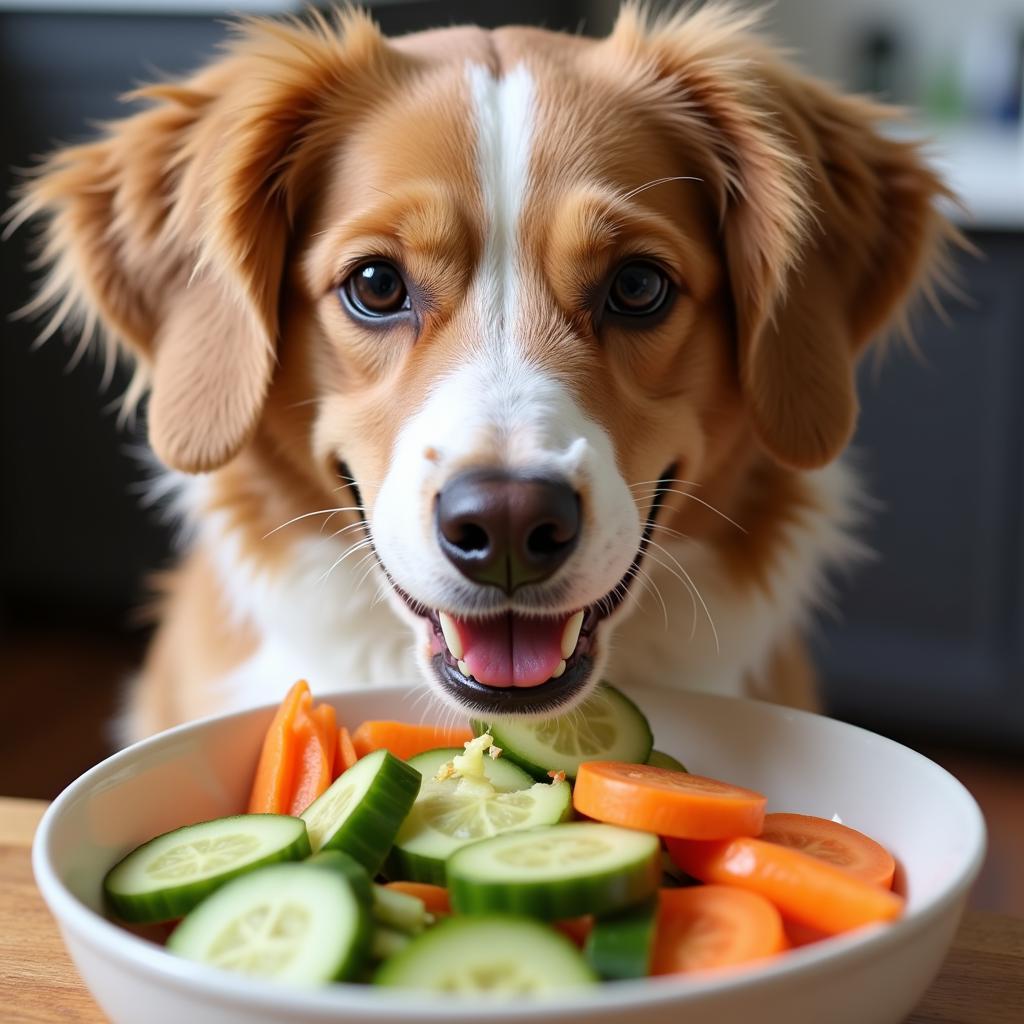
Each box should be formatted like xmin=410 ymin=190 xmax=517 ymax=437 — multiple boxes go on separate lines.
xmin=551 ymin=659 xmax=567 ymax=678
xmin=438 ymin=612 xmax=464 ymax=659
xmin=457 ymin=659 xmax=471 ymax=678
xmin=560 ymin=611 xmax=585 ymax=659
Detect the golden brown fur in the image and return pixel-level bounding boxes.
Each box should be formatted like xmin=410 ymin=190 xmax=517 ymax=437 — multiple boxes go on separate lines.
xmin=14 ymin=5 xmax=955 ymax=736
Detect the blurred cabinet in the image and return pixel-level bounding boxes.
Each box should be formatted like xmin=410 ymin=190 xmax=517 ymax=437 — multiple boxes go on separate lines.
xmin=816 ymin=232 xmax=1024 ymax=745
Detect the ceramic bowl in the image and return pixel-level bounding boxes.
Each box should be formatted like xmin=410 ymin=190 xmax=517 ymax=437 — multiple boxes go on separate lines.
xmin=33 ymin=684 xmax=985 ymax=1024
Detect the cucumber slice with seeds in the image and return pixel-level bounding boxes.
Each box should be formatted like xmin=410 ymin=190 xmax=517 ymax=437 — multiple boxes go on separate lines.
xmin=406 ymin=747 xmax=534 ymax=791
xmin=301 ymin=748 xmax=420 ymax=874
xmin=448 ymin=822 xmax=661 ymax=920
xmin=104 ymin=814 xmax=309 ymax=923
xmin=374 ymin=915 xmax=597 ymax=994
xmin=386 ymin=777 xmax=571 ymax=885
xmin=473 ymin=683 xmax=653 ymax=780
xmin=585 ymin=898 xmax=657 ymax=980
xmin=168 ymin=860 xmax=370 ymax=984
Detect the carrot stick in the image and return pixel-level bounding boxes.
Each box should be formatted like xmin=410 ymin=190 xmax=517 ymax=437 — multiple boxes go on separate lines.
xmin=350 ymin=720 xmax=474 ymax=761
xmin=383 ymin=882 xmax=451 ymax=915
xmin=332 ymin=726 xmax=359 ymax=780
xmin=553 ymin=916 xmax=593 ymax=947
xmin=286 ymin=705 xmax=336 ymax=816
xmin=573 ymin=762 xmax=766 ymax=839
xmin=666 ymin=836 xmax=905 ymax=935
xmin=247 ymin=680 xmax=309 ymax=814
xmin=651 ymin=885 xmax=786 ymax=975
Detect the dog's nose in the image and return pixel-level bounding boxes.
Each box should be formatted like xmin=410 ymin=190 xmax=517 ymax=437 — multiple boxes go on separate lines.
xmin=435 ymin=470 xmax=580 ymax=592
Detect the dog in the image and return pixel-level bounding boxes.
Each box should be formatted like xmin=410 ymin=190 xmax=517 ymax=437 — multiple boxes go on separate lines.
xmin=15 ymin=4 xmax=953 ymax=743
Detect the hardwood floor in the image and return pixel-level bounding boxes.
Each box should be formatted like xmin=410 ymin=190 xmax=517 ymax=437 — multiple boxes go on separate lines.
xmin=1 ymin=624 xmax=1021 ymax=915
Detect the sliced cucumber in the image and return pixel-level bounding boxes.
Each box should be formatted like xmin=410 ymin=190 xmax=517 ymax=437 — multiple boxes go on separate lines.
xmin=406 ymin=747 xmax=534 ymax=791
xmin=372 ymin=884 xmax=429 ymax=933
xmin=300 ymin=748 xmax=420 ymax=874
xmin=104 ymin=814 xmax=309 ymax=923
xmin=386 ymin=777 xmax=571 ymax=885
xmin=473 ymin=683 xmax=653 ymax=780
xmin=168 ymin=860 xmax=370 ymax=984
xmin=448 ymin=822 xmax=660 ymax=920
xmin=585 ymin=898 xmax=657 ymax=980
xmin=374 ymin=915 xmax=597 ymax=994
xmin=647 ymin=749 xmax=688 ymax=773
xmin=305 ymin=850 xmax=374 ymax=907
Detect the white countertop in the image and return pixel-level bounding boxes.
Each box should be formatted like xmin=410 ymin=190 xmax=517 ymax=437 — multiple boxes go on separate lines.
xmin=914 ymin=125 xmax=1024 ymax=231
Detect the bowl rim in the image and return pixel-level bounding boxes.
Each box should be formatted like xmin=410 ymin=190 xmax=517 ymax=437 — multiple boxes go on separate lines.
xmin=33 ymin=686 xmax=987 ymax=1017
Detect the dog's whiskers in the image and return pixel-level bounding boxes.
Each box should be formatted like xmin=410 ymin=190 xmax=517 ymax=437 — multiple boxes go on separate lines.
xmin=632 ymin=487 xmax=747 ymax=535
xmin=316 ymin=538 xmax=376 ymax=587
xmin=620 ymin=175 xmax=703 ymax=203
xmin=264 ymin=506 xmax=364 ymax=539
xmin=643 ymin=543 xmax=719 ymax=652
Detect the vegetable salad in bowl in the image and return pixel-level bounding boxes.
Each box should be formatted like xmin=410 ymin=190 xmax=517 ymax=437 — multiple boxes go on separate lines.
xmin=100 ymin=680 xmax=903 ymax=994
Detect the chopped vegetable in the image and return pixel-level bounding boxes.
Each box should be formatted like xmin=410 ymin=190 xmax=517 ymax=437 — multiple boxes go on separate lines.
xmin=350 ymin=720 xmax=474 ymax=761
xmin=300 ymin=748 xmax=421 ymax=873
xmin=374 ymin=915 xmax=597 ymax=993
xmin=473 ymin=682 xmax=653 ymax=780
xmin=387 ymin=736 xmax=571 ymax=884
xmin=447 ymin=822 xmax=661 ymax=920
xmin=104 ymin=814 xmax=310 ymax=923
xmin=666 ymin=836 xmax=905 ymax=935
xmin=651 ymin=885 xmax=786 ymax=975
xmin=585 ymin=898 xmax=657 ymax=980
xmin=758 ymin=813 xmax=896 ymax=889
xmin=647 ymin=749 xmax=688 ymax=772
xmin=247 ymin=681 xmax=339 ymax=815
xmin=384 ymin=881 xmax=451 ymax=916
xmin=168 ymin=859 xmax=371 ymax=983
xmin=335 ymin=726 xmax=359 ymax=777
xmin=573 ymin=761 xmax=766 ymax=839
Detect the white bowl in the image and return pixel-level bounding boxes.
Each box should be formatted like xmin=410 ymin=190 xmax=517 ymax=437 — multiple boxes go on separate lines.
xmin=33 ymin=685 xmax=985 ymax=1024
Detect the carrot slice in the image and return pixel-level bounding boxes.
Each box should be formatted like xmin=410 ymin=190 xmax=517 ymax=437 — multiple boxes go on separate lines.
xmin=332 ymin=726 xmax=359 ymax=780
xmin=554 ymin=916 xmax=593 ymax=947
xmin=247 ymin=680 xmax=309 ymax=814
xmin=384 ymin=882 xmax=451 ymax=915
xmin=783 ymin=920 xmax=830 ymax=948
xmin=758 ymin=813 xmax=896 ymax=889
xmin=287 ymin=703 xmax=336 ymax=816
xmin=350 ymin=720 xmax=474 ymax=761
xmin=651 ymin=886 xmax=786 ymax=975
xmin=572 ymin=762 xmax=766 ymax=839
xmin=666 ymin=836 xmax=905 ymax=935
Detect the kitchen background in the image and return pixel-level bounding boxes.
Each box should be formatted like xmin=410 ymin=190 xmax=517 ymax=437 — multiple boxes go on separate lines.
xmin=1 ymin=0 xmax=1022 ymax=913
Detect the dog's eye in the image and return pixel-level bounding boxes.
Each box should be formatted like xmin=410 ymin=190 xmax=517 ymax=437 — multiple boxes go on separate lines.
xmin=341 ymin=261 xmax=410 ymax=318
xmin=606 ymin=261 xmax=670 ymax=317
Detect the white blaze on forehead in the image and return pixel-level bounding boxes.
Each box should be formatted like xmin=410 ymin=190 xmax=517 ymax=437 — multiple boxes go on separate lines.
xmin=370 ymin=60 xmax=641 ymax=620
xmin=467 ymin=62 xmax=535 ymax=330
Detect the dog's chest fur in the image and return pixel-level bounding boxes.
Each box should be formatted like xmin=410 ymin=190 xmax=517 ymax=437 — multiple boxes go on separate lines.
xmin=184 ymin=459 xmax=862 ymax=716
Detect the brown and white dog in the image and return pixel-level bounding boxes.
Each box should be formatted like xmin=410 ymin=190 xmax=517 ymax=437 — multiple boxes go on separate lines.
xmin=17 ymin=5 xmax=953 ymax=742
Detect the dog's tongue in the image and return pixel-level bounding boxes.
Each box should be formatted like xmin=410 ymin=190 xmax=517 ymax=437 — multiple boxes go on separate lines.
xmin=458 ymin=613 xmax=571 ymax=688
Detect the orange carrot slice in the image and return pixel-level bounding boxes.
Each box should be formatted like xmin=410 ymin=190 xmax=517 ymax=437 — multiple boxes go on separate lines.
xmin=651 ymin=885 xmax=786 ymax=975
xmin=758 ymin=813 xmax=896 ymax=889
xmin=554 ymin=915 xmax=593 ymax=947
xmin=286 ymin=703 xmax=336 ymax=816
xmin=572 ymin=762 xmax=766 ymax=839
xmin=666 ymin=836 xmax=905 ymax=935
xmin=350 ymin=720 xmax=474 ymax=761
xmin=332 ymin=726 xmax=359 ymax=780
xmin=247 ymin=680 xmax=309 ymax=814
xmin=384 ymin=882 xmax=451 ymax=915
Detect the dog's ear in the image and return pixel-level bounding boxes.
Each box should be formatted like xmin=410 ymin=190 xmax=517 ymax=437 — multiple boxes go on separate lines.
xmin=14 ymin=11 xmax=388 ymax=473
xmin=610 ymin=7 xmax=955 ymax=469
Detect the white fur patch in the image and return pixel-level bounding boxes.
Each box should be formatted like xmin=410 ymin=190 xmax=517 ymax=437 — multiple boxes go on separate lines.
xmin=604 ymin=458 xmax=869 ymax=697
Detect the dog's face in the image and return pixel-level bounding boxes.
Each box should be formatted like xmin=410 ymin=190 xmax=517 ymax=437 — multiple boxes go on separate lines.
xmin=21 ymin=8 xmax=949 ymax=718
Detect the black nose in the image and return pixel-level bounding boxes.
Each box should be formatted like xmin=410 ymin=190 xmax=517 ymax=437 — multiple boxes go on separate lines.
xmin=435 ymin=470 xmax=581 ymax=592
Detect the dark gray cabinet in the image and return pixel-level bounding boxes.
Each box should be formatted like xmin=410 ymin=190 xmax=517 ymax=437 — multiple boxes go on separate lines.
xmin=817 ymin=232 xmax=1024 ymax=744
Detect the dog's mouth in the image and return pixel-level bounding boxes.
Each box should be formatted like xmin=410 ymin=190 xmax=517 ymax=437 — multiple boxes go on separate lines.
xmin=391 ymin=468 xmax=673 ymax=717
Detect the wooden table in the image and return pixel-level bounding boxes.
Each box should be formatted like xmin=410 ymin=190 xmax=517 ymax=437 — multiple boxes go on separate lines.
xmin=2 ymin=798 xmax=1022 ymax=1023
